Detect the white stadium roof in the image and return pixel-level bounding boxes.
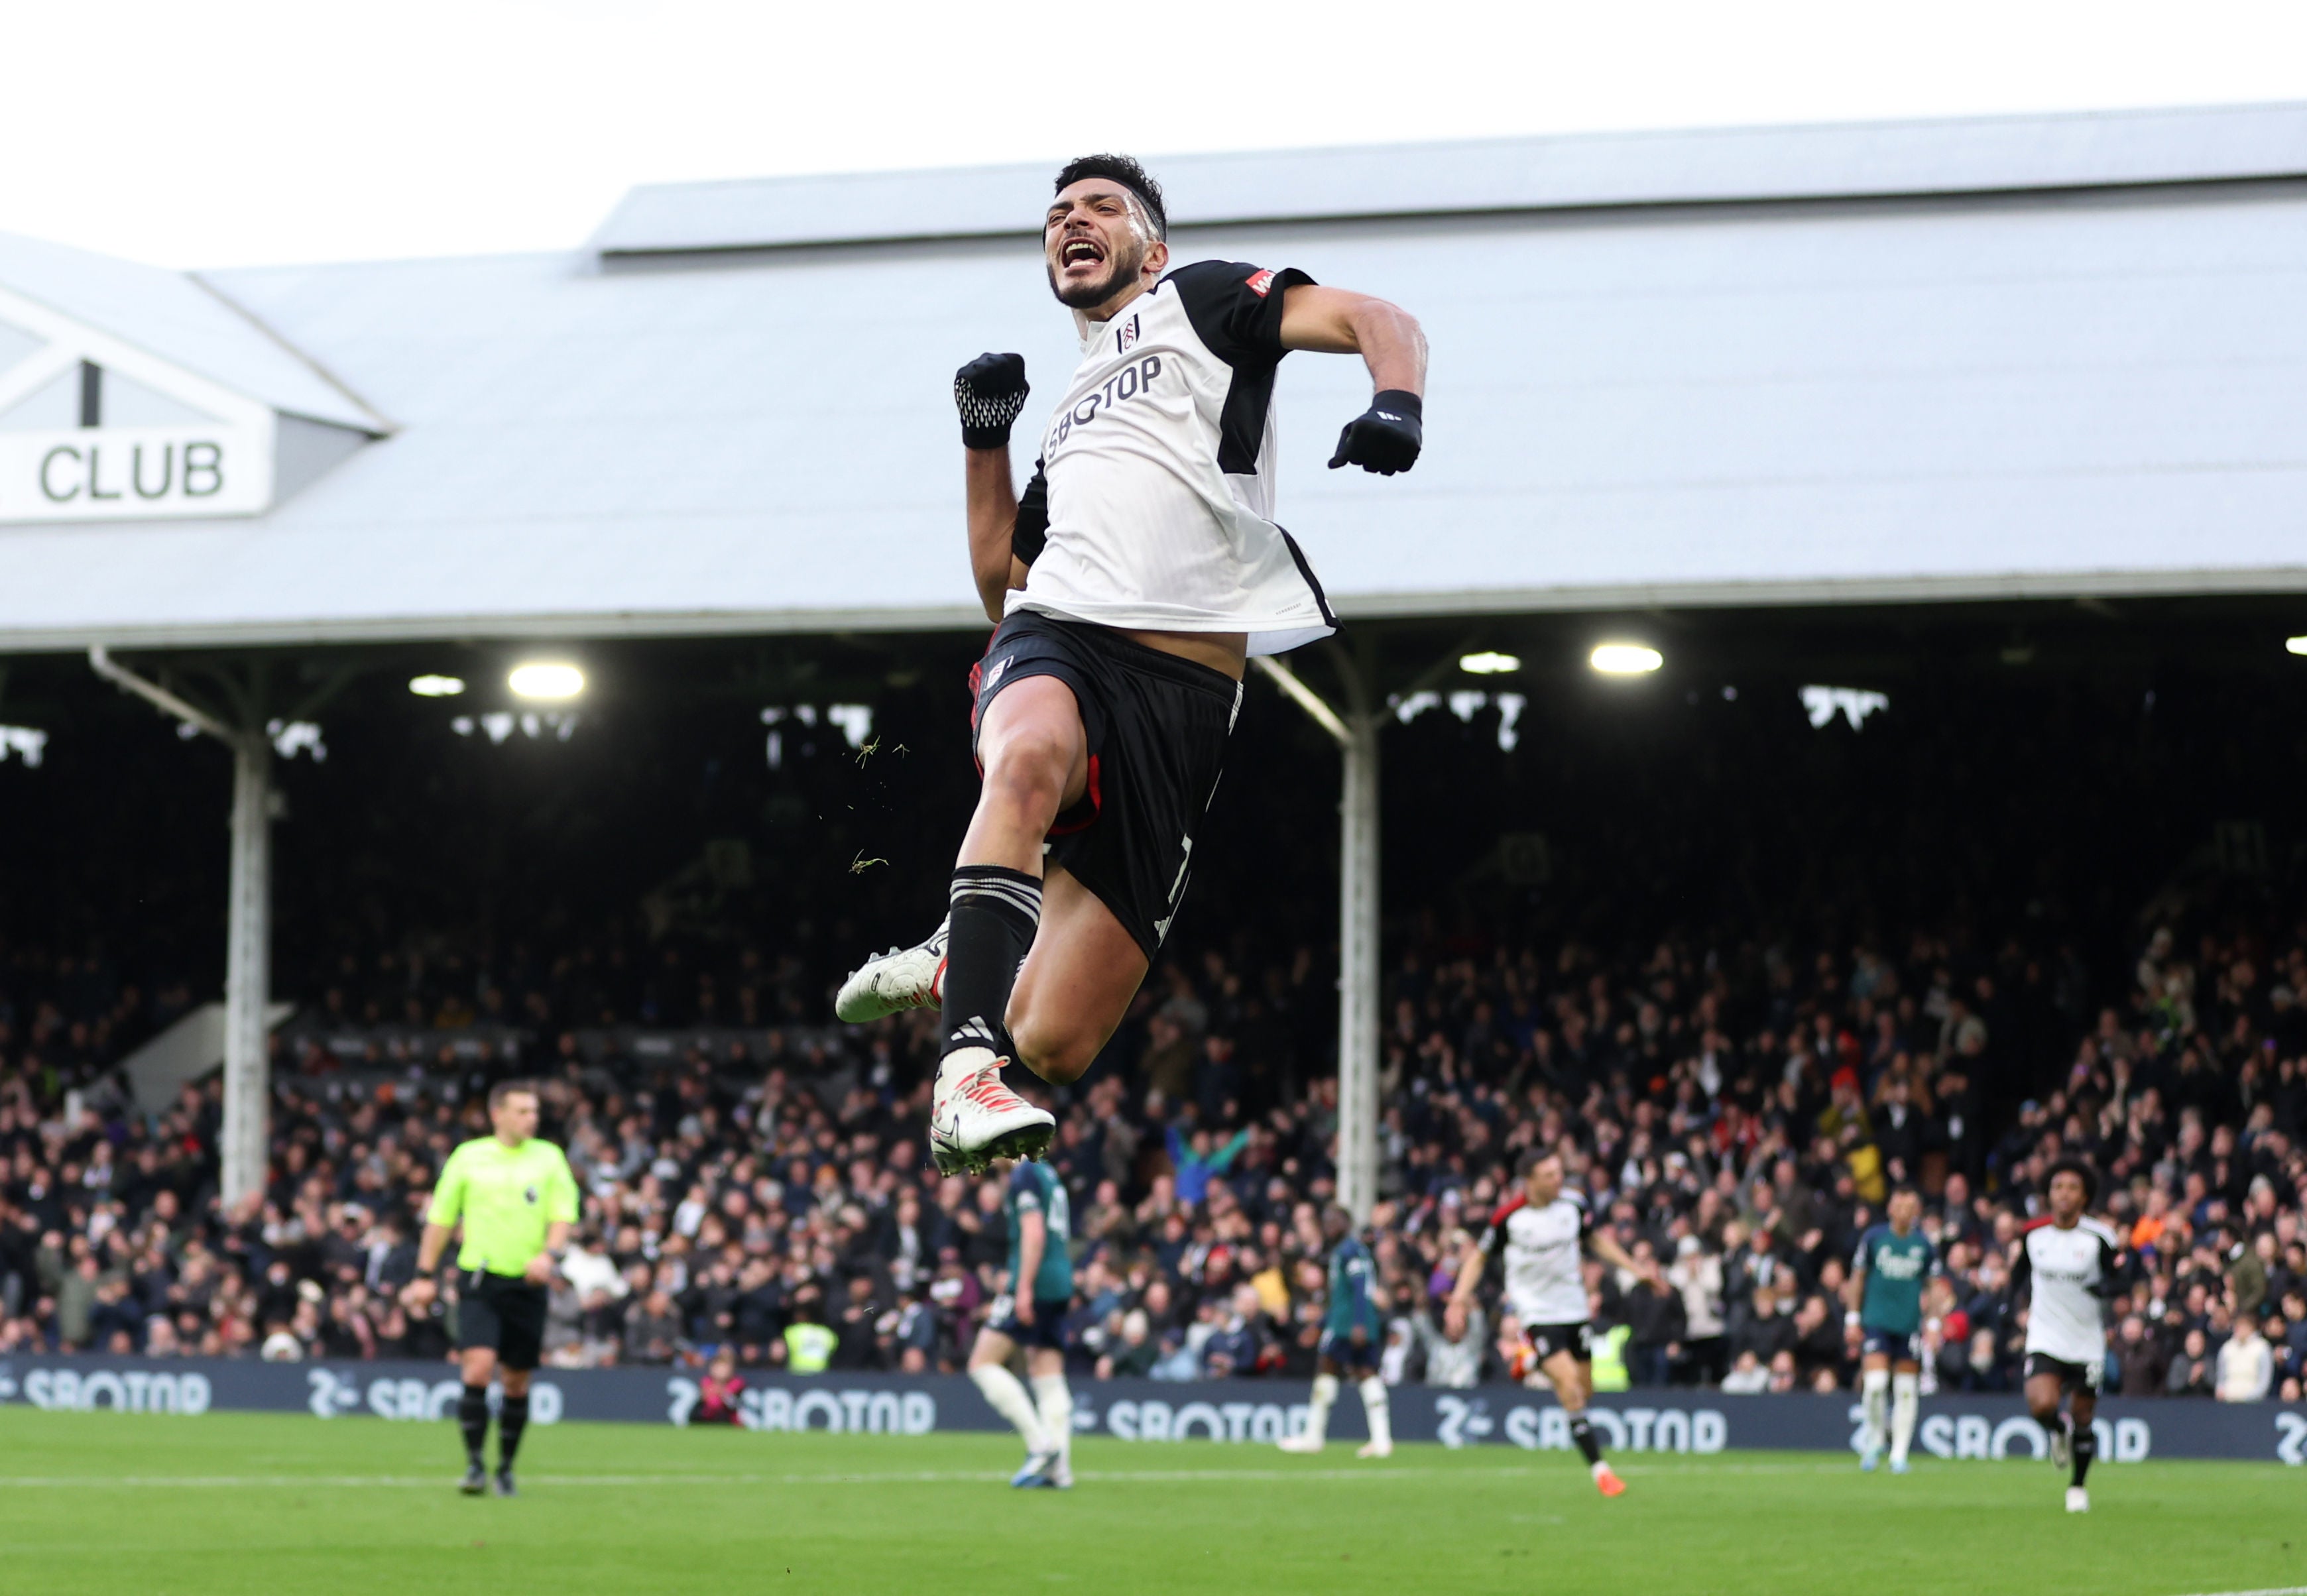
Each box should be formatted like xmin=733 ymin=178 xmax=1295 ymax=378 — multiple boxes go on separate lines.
xmin=4 ymin=101 xmax=2307 ymax=651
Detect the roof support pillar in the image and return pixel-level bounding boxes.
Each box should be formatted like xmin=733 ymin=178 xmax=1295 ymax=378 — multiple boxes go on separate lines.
xmin=221 ymin=732 xmax=274 ymax=1210
xmin=89 ymin=648 xmax=274 ymax=1208
xmin=1255 ymin=653 xmax=1381 ymax=1224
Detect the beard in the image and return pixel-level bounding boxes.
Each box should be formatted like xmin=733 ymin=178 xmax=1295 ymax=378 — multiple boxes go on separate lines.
xmin=1047 ymin=236 xmax=1146 ymax=310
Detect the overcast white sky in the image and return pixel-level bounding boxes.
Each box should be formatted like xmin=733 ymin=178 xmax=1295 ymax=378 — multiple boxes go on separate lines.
xmin=9 ymin=0 xmax=2307 ymax=269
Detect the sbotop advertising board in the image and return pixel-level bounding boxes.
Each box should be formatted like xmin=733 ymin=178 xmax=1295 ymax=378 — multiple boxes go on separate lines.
xmin=3 ymin=1355 xmax=2302 ymax=1464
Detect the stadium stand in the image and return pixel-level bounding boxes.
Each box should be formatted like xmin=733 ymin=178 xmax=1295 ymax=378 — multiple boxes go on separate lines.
xmin=1 ymin=587 xmax=2302 ymax=1403
xmin=3 ymin=887 xmax=2300 ymax=1402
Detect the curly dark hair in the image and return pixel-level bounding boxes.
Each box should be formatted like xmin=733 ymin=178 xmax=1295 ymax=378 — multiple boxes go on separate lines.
xmin=1053 ymin=153 xmax=1167 ymax=239
xmin=2046 ymin=1156 xmax=2098 ymax=1206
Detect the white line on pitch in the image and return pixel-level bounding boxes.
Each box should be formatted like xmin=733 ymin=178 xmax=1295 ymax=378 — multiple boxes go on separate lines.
xmin=0 ymin=1464 xmax=1567 ymax=1490
xmin=2162 ymin=1587 xmax=2307 ymax=1596
xmin=0 ymin=1459 xmax=1919 ymax=1491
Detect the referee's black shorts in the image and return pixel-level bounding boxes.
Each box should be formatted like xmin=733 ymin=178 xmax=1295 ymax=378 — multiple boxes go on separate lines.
xmin=971 ymin=610 xmax=1242 ymax=963
xmin=457 ymin=1270 xmax=549 ymax=1371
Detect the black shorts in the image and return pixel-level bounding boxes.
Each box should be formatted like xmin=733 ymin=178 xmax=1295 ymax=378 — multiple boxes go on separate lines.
xmin=2023 ymin=1352 xmax=2102 ymax=1394
xmin=1525 ymin=1321 xmax=1594 ymax=1363
xmin=971 ymin=612 xmax=1242 ymax=962
xmin=988 ymin=1298 xmax=1071 ymax=1354
xmin=457 ymin=1271 xmax=548 ymax=1371
xmin=1862 ymin=1328 xmax=1922 ymax=1364
xmin=1318 ymin=1328 xmax=1382 ymax=1374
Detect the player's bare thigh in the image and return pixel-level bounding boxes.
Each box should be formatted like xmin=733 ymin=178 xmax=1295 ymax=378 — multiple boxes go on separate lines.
xmin=963 ymin=676 xmax=1089 ymax=870
xmin=2023 ymin=1370 xmax=2068 ymax=1419
xmin=459 ymin=1345 xmax=532 ymax=1395
xmin=970 ymin=1326 xmax=1065 ymax=1380
xmin=968 ymin=1327 xmax=1018 ymax=1371
xmin=1007 ymin=864 xmax=1148 ymax=1086
xmin=1540 ymin=1349 xmax=1592 ymax=1411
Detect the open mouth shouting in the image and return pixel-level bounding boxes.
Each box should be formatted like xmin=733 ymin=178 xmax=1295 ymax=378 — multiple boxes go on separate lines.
xmin=1057 ymin=231 xmax=1108 ymax=278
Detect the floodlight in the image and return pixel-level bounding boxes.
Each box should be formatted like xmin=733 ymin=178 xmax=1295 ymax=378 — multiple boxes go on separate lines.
xmin=2287 ymin=636 xmax=2307 ymax=656
xmin=408 ymin=675 xmax=465 ymax=697
xmin=1458 ymin=651 xmax=1521 ymax=675
xmin=508 ymin=663 xmax=585 ymax=700
xmin=1589 ymin=644 xmax=1663 ymax=675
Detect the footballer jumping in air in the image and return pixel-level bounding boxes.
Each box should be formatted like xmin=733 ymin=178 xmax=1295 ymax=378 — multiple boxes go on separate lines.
xmin=2011 ymin=1158 xmax=2128 ymax=1512
xmin=1847 ymin=1185 xmax=1939 ymax=1474
xmin=1450 ymin=1149 xmax=1665 ymax=1497
xmin=1278 ymin=1207 xmax=1392 ymax=1458
xmin=835 ymin=153 xmax=1427 ymax=1174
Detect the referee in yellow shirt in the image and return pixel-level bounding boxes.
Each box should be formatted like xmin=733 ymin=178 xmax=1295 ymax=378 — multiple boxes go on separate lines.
xmin=401 ymin=1081 xmax=579 ymax=1496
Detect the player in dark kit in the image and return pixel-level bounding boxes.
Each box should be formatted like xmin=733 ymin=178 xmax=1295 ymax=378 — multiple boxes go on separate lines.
xmin=400 ymin=1082 xmax=579 ymax=1496
xmin=1847 ymin=1185 xmax=1939 ymax=1473
xmin=1278 ymin=1207 xmax=1392 ymax=1457
xmin=834 ymin=154 xmax=1427 ymax=1174
xmin=967 ymin=1157 xmax=1077 ymax=1488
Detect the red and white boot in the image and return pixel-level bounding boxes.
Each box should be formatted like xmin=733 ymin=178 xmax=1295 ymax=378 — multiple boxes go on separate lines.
xmin=929 ymin=1047 xmax=1054 ymax=1175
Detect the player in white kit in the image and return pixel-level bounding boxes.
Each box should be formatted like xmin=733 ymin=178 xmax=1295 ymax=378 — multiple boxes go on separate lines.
xmin=2010 ymin=1159 xmax=2128 ymax=1512
xmin=833 ymin=154 xmax=1428 ymax=1174
xmin=1450 ymin=1148 xmax=1664 ymax=1497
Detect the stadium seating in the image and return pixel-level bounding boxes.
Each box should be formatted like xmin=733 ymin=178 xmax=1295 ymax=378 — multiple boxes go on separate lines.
xmin=2 ymin=908 xmax=2300 ymax=1406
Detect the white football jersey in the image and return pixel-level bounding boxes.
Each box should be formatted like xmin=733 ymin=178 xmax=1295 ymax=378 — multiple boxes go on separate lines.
xmin=1010 ymin=260 xmax=1338 ymax=657
xmin=1480 ymin=1190 xmax=1594 ymax=1326
xmin=2016 ymin=1216 xmax=2123 ymax=1365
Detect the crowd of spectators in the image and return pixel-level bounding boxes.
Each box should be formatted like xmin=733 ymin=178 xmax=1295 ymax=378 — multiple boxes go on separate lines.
xmin=1 ymin=912 xmax=2302 ymax=1408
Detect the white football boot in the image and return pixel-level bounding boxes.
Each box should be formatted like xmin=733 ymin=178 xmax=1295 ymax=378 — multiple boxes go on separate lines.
xmin=835 ymin=918 xmax=948 ymax=1024
xmin=2064 ymin=1486 xmax=2089 ymax=1513
xmin=929 ymin=1047 xmax=1054 ymax=1175
xmin=1277 ymin=1433 xmax=1324 ymax=1454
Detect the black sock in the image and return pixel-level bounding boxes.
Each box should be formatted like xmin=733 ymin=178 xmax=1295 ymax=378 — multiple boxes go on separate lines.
xmin=939 ymin=866 xmax=1041 ymax=1065
xmin=1568 ymin=1414 xmax=1602 ymax=1467
xmin=2071 ymin=1424 xmax=2094 ymax=1487
xmin=457 ymin=1385 xmax=489 ymax=1468
xmin=497 ymin=1394 xmax=530 ymax=1471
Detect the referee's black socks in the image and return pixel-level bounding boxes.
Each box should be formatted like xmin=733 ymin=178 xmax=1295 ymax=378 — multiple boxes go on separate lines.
xmin=458 ymin=1385 xmax=490 ymax=1467
xmin=939 ymin=866 xmax=1041 ymax=1064
xmin=498 ymin=1394 xmax=530 ymax=1471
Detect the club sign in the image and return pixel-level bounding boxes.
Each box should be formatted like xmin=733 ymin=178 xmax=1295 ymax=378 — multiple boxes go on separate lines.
xmin=0 ymin=422 xmax=273 ymax=522
xmin=0 ymin=284 xmax=279 ymax=524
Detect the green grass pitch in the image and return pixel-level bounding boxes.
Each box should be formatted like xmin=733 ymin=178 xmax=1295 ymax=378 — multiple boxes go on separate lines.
xmin=2 ymin=1408 xmax=2302 ymax=1595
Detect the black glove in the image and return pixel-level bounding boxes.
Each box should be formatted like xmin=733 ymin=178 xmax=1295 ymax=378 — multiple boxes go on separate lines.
xmin=955 ymin=352 xmax=1030 ymax=449
xmin=1327 ymin=389 xmax=1422 ymax=475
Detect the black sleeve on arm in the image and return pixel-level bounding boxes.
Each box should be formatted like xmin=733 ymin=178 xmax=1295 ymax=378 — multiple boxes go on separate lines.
xmin=2007 ymin=1238 xmax=2031 ymax=1306
xmin=1165 ymin=260 xmax=1317 ymax=367
xmin=1012 ymin=461 xmax=1048 ymax=566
